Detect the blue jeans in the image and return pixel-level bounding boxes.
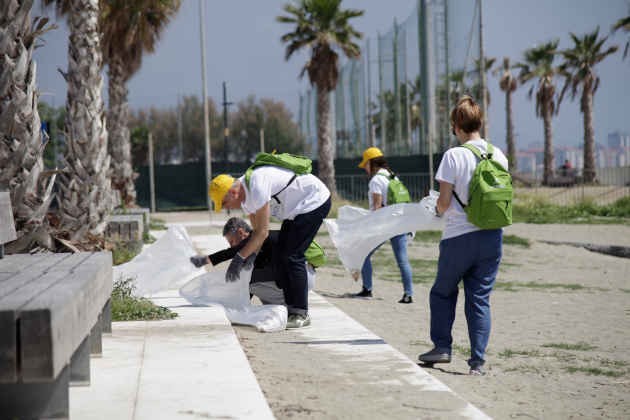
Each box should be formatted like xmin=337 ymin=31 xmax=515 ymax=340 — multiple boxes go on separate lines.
xmin=429 ymin=229 xmax=502 ymax=368
xmin=361 ymin=233 xmax=413 ymax=296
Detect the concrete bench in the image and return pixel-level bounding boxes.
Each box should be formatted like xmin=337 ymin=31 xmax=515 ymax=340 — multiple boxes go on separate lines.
xmin=0 ymin=192 xmax=113 ymax=418
xmin=0 ymin=191 xmax=17 ymax=258
xmin=113 ymin=207 xmax=151 ymax=232
xmin=0 ymin=252 xmax=113 ymax=418
xmin=105 ymin=213 xmax=145 ymax=243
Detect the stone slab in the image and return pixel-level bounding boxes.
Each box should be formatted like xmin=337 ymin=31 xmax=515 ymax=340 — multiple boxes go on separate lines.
xmin=70 ymin=290 xmax=274 ymax=420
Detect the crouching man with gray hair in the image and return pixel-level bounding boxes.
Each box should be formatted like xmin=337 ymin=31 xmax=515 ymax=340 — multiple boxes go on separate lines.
xmin=190 ymin=217 xmax=324 ymax=306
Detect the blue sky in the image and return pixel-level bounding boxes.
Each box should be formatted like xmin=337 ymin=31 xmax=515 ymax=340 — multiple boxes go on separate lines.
xmin=33 ymin=0 xmax=630 ymax=150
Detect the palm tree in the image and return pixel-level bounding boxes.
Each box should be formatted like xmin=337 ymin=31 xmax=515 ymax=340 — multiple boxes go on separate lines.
xmin=0 ymin=1 xmax=57 ymax=252
xmin=559 ymin=28 xmax=618 ymax=183
xmin=517 ymin=41 xmax=563 ymax=185
xmin=100 ymin=0 xmax=181 ymax=207
xmin=277 ymin=0 xmax=363 ymax=194
xmin=612 ymin=15 xmax=629 ymax=60
xmin=44 ymin=0 xmax=115 ymax=242
xmin=493 ymin=57 xmax=518 ymax=171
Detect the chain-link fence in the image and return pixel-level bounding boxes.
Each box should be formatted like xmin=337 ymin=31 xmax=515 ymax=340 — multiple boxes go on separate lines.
xmin=299 ymin=0 xmax=483 ymax=160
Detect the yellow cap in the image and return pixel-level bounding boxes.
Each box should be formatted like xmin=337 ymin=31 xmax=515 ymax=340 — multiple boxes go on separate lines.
xmin=358 ymin=147 xmax=384 ymax=168
xmin=208 ymin=174 xmax=235 ymax=212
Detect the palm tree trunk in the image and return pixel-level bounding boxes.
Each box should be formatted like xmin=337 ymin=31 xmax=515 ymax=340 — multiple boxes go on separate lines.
xmin=57 ymin=0 xmax=114 ymax=241
xmin=316 ymin=86 xmax=337 ymax=195
xmin=542 ymin=97 xmax=554 ymax=185
xmin=581 ymin=81 xmax=596 ymax=183
xmin=0 ymin=0 xmax=55 ymax=253
xmin=505 ymin=89 xmax=517 ymax=171
xmin=107 ymin=55 xmax=136 ymax=206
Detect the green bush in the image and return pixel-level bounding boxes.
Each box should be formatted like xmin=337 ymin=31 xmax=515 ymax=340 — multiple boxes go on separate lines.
xmin=111 ymin=277 xmax=177 ymax=321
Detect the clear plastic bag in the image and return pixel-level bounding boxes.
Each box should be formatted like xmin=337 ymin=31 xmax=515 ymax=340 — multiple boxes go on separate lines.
xmin=113 ymin=225 xmax=205 ymax=297
xmin=179 ymin=268 xmax=287 ymax=332
xmin=324 ymin=192 xmax=444 ymax=272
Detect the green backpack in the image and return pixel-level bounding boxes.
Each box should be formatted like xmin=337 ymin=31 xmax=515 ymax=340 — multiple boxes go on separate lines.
xmin=304 ymin=240 xmax=327 ymax=268
xmin=244 ymin=152 xmax=312 ymax=189
xmin=453 ymin=143 xmax=513 ymax=229
xmin=377 ymin=173 xmax=411 ymax=204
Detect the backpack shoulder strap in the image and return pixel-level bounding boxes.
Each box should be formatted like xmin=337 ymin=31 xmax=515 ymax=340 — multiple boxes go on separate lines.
xmin=460 ymin=142 xmax=493 ymax=160
xmin=271 ymin=174 xmax=297 ymax=204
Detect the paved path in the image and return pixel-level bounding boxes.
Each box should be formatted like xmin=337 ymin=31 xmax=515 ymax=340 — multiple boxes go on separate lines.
xmin=70 ymin=291 xmax=274 ymax=420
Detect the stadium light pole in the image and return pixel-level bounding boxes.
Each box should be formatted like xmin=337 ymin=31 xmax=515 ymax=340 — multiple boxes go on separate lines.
xmin=199 ymin=0 xmax=212 ymax=218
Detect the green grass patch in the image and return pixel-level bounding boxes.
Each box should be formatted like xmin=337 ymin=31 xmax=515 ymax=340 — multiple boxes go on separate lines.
xmin=149 ymin=217 xmax=167 ymax=231
xmin=375 ymin=257 xmax=437 ymax=284
xmin=503 ymin=234 xmax=531 ymax=248
xmin=542 ymin=342 xmax=597 ymax=351
xmin=620 ymin=288 xmax=630 ymax=294
xmin=565 ymin=366 xmax=625 ymax=377
xmin=111 ymin=277 xmax=177 ymax=321
xmin=494 ymin=281 xmax=588 ymax=291
xmin=513 ymin=196 xmax=630 ymax=224
xmin=499 ymin=348 xmax=542 ymax=358
xmin=413 ymin=230 xmax=442 ymax=243
xmin=452 ymin=343 xmax=471 ymax=356
xmin=111 ymin=241 xmax=142 ymax=266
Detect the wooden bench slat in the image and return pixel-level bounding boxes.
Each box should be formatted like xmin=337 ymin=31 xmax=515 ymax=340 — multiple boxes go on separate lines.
xmin=20 ymin=252 xmax=112 ymax=382
xmin=0 ymin=253 xmax=82 ymax=303
xmin=0 ymin=254 xmax=36 ymax=273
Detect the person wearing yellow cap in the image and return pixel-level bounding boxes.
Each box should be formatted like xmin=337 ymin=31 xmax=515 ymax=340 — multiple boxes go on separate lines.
xmin=354 ymin=146 xmax=414 ymax=304
xmin=208 ymin=164 xmax=330 ymax=329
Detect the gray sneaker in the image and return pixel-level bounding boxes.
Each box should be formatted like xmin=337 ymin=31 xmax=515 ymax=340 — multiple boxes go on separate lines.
xmin=418 ymin=348 xmax=451 ymax=364
xmin=286 ymin=314 xmax=311 ymax=329
xmin=469 ymin=365 xmax=486 ymax=376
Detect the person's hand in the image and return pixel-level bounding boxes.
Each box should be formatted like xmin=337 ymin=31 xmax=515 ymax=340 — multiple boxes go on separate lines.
xmin=225 ymin=252 xmax=256 ymax=282
xmin=190 ymin=255 xmax=209 ymax=268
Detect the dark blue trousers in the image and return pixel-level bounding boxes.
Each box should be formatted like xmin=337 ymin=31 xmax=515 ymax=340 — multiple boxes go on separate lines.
xmin=429 ymin=229 xmax=502 ymax=368
xmin=276 ymin=197 xmax=331 ymax=315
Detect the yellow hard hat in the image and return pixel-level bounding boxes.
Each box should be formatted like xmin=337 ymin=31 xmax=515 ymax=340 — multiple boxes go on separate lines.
xmin=358 ymin=147 xmax=384 ymax=168
xmin=209 ymin=174 xmax=235 ymax=213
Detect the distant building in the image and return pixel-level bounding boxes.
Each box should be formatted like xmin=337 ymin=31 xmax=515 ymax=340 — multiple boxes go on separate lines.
xmin=608 ymin=131 xmax=630 ymax=149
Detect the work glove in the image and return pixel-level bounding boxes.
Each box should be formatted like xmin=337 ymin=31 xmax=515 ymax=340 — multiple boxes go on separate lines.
xmin=190 ymin=255 xmax=209 ymax=268
xmin=225 ymin=252 xmax=256 ymax=282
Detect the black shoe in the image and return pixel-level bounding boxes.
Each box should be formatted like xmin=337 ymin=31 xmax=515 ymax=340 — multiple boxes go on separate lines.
xmin=354 ymin=287 xmax=372 ymax=298
xmin=398 ymin=294 xmax=413 ymax=304
xmin=418 ymin=348 xmax=451 ymax=364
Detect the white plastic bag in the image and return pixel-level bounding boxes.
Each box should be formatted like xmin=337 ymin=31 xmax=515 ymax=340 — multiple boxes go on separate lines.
xmin=324 ymin=193 xmax=444 ymax=272
xmin=113 ymin=225 xmax=205 ymax=297
xmin=179 ymin=269 xmax=288 ymax=332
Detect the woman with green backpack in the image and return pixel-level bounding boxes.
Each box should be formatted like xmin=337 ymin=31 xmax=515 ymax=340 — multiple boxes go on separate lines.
xmin=354 ymin=147 xmax=414 ymax=304
xmin=418 ymin=95 xmax=509 ymax=375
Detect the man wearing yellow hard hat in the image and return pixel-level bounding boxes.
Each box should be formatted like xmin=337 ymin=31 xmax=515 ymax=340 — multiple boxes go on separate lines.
xmin=208 ymin=163 xmax=330 ymax=329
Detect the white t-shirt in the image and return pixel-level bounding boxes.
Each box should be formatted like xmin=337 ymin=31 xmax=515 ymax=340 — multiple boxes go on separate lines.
xmin=368 ymin=168 xmax=392 ymax=210
xmin=435 ymin=139 xmax=509 ymax=240
xmin=239 ymin=166 xmax=330 ymax=220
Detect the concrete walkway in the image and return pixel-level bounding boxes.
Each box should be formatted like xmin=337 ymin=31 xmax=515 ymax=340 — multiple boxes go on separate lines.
xmin=70 ymin=291 xmax=274 ymax=420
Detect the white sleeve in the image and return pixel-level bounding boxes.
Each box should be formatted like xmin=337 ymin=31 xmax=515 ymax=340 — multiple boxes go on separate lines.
xmin=368 ymin=175 xmax=388 ymax=197
xmin=246 ymin=171 xmax=273 ymax=213
xmin=435 ymin=150 xmax=457 ymax=185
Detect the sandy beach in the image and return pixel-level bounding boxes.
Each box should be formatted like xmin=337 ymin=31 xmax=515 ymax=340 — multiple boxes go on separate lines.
xmin=235 ymin=223 xmax=630 ymax=419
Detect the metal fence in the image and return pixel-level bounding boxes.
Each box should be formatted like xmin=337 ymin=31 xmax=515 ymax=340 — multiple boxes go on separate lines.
xmin=299 ymin=0 xmax=483 ymax=159
xmin=334 ymin=167 xmax=629 ymax=206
